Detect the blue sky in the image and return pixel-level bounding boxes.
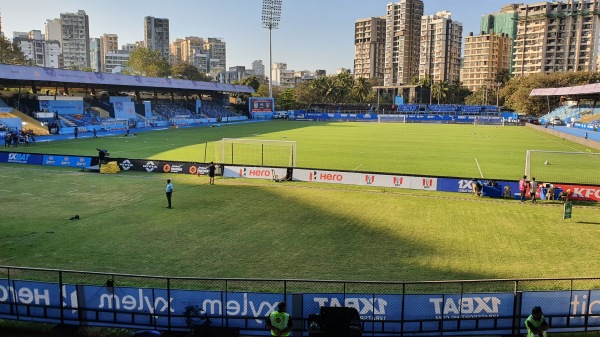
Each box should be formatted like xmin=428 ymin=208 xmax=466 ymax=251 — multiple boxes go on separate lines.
xmin=1 ymin=0 xmax=507 ymax=74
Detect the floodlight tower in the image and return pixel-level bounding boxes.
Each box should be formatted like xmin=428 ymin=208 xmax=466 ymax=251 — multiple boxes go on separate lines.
xmin=262 ymin=0 xmax=282 ymax=99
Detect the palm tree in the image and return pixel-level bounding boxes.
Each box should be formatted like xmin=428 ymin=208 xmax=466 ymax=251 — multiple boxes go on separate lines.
xmin=333 ymin=73 xmax=354 ymax=102
xmin=431 ymin=81 xmax=449 ymax=104
xmin=353 ymin=77 xmax=371 ymax=103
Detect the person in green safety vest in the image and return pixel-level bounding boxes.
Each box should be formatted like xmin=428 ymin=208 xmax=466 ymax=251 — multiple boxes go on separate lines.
xmin=525 ymin=306 xmax=549 ymax=337
xmin=265 ymin=301 xmax=293 ymax=337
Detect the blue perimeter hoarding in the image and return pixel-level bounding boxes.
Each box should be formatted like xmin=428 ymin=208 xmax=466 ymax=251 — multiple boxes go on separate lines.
xmin=42 ymin=155 xmax=92 ymax=168
xmin=0 ymin=152 xmax=44 ymax=165
xmin=3 ymin=279 xmax=599 ymax=335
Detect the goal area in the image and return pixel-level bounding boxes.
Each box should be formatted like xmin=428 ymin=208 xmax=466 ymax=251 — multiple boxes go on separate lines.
xmin=377 ymin=114 xmax=406 ymax=123
xmin=216 ymin=138 xmax=297 ymax=167
xmin=525 ymin=150 xmax=600 ymax=185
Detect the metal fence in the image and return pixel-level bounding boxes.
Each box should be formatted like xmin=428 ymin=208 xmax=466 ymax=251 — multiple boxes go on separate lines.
xmin=1 ymin=265 xmax=600 ymax=336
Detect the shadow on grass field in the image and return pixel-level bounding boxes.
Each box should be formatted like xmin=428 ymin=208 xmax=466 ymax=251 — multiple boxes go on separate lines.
xmin=1 ymin=164 xmax=600 ymax=283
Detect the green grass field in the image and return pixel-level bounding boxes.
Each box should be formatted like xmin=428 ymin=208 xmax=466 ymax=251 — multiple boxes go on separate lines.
xmin=1 ymin=121 xmax=600 ymax=283
xmin=7 ymin=121 xmax=598 ymax=182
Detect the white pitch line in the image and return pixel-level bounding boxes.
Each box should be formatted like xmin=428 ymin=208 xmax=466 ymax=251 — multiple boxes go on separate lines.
xmin=353 ymin=164 xmax=364 ymax=171
xmin=0 ymin=189 xmax=12 ymax=193
xmin=474 ymin=158 xmax=484 ymax=178
xmin=21 ymin=193 xmax=33 ymax=195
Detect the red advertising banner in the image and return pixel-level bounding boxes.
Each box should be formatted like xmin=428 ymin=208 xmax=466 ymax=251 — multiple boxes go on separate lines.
xmin=555 ymin=184 xmax=600 ymax=202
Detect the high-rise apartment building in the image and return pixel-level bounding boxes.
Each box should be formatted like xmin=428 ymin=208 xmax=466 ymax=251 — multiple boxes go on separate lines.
xmin=461 ymin=32 xmax=512 ymax=92
xmin=90 ymin=38 xmax=101 ymax=72
xmin=100 ymin=34 xmax=118 ymax=72
xmin=419 ymin=11 xmax=462 ymax=84
xmin=170 ymin=38 xmax=184 ymax=65
xmin=252 ymin=60 xmax=265 ymax=77
xmin=272 ymin=63 xmax=295 ymax=88
xmin=181 ymin=36 xmax=205 ymax=65
xmin=144 ymin=16 xmax=170 ymax=58
xmin=14 ymin=32 xmax=61 ymax=68
xmin=480 ymin=4 xmax=520 ymax=73
xmin=354 ymin=16 xmax=386 ymax=81
xmin=44 ymin=19 xmax=61 ymax=42
xmin=60 ymin=10 xmax=90 ymax=69
xmin=384 ymin=0 xmax=424 ymax=86
xmin=512 ymin=0 xmax=600 ymax=76
xmin=203 ymin=38 xmax=226 ymax=70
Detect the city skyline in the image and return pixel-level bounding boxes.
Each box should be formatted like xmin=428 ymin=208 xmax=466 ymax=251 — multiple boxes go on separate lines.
xmin=2 ymin=1 xmax=522 ymax=74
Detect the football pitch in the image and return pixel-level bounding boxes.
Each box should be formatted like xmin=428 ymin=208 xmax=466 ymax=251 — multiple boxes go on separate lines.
xmin=1 ymin=121 xmax=600 ymax=282
xmin=9 ymin=120 xmax=600 ymax=182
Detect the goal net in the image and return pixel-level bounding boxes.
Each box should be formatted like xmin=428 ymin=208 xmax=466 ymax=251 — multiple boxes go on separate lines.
xmin=216 ymin=138 xmax=297 ymax=167
xmin=525 ymin=150 xmax=600 ymax=185
xmin=377 ymin=114 xmax=406 ymax=123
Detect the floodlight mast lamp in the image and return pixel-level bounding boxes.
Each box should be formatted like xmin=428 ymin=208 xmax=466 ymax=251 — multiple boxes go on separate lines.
xmin=262 ymin=0 xmax=282 ymax=99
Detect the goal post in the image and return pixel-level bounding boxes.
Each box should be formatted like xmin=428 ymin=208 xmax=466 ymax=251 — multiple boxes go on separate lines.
xmin=377 ymin=114 xmax=406 ymax=123
xmin=216 ymin=138 xmax=297 ymax=167
xmin=525 ymin=150 xmax=600 ymax=185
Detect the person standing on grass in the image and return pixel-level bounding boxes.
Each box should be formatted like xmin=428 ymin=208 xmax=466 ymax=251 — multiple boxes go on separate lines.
xmin=93 ymin=128 xmax=97 ymax=138
xmin=165 ymin=179 xmax=173 ymax=209
xmin=525 ymin=306 xmax=548 ymax=337
xmin=74 ymin=126 xmax=78 ymax=139
xmin=519 ymin=175 xmax=528 ymax=203
xmin=208 ymin=162 xmax=216 ymax=185
xmin=266 ymin=302 xmax=292 ymax=337
xmin=530 ymin=177 xmax=539 ymax=203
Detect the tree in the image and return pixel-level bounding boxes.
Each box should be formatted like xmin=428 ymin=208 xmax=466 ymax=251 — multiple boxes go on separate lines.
xmin=239 ymin=75 xmax=261 ymax=92
xmin=255 ymin=83 xmax=271 ymax=98
xmin=446 ymin=80 xmax=471 ymax=104
xmin=294 ymin=81 xmax=321 ymax=106
xmin=465 ymin=88 xmax=497 ymax=106
xmin=351 ymin=77 xmax=372 ymax=103
xmin=495 ymin=68 xmax=511 ymax=86
xmin=502 ymin=71 xmax=600 ymax=116
xmin=431 ymin=81 xmax=449 ymax=104
xmin=126 ymin=47 xmax=171 ymax=77
xmin=276 ymin=88 xmax=299 ymax=110
xmin=0 ymin=37 xmax=31 ymax=66
xmin=171 ymin=63 xmax=204 ymax=81
xmin=333 ymin=72 xmax=355 ymax=102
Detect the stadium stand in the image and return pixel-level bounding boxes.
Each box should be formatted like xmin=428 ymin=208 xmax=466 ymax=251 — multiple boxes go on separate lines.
xmin=202 ymin=100 xmax=238 ymax=119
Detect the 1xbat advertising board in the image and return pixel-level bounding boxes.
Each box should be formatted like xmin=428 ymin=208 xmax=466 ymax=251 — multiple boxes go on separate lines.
xmin=402 ymin=293 xmax=515 ymax=334
xmin=438 ymin=178 xmax=520 ymax=199
xmin=303 ymin=293 xmax=403 ymax=333
xmin=0 ymin=152 xmax=44 ymax=165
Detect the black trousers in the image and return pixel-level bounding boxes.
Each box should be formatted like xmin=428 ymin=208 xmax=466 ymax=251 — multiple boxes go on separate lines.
xmin=166 ymin=192 xmax=172 ymax=207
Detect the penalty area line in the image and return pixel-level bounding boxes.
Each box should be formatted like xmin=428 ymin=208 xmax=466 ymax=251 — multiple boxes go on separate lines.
xmin=474 ymin=158 xmax=484 ymax=178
